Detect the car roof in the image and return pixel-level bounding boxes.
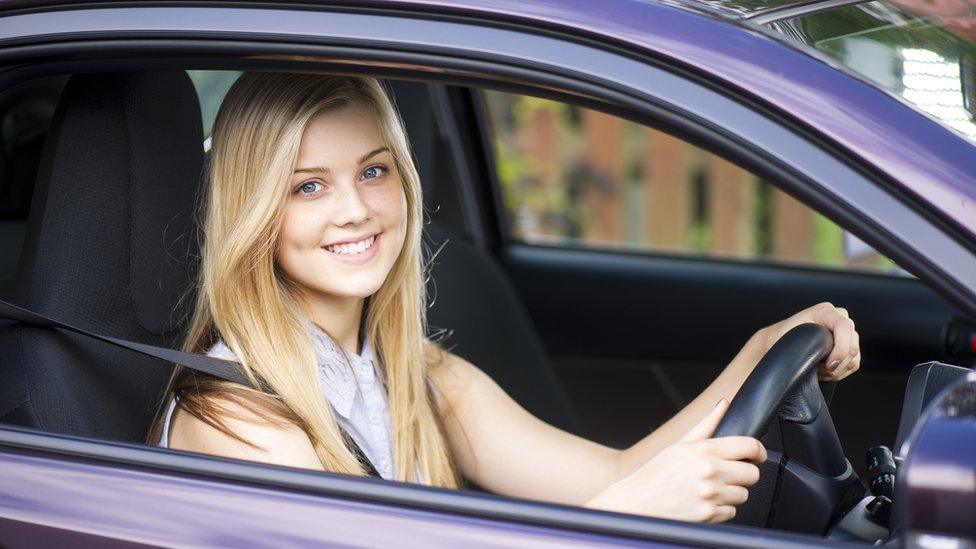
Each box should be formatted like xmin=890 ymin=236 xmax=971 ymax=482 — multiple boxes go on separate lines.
xmin=1 ymin=0 xmax=973 ymax=238
xmin=656 ymin=0 xmax=839 ymax=20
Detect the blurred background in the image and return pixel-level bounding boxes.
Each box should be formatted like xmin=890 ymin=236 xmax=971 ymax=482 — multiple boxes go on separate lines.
xmin=482 ymin=90 xmax=900 ymax=274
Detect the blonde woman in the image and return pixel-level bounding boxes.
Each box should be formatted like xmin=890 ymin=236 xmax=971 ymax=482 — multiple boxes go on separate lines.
xmin=151 ymin=72 xmax=861 ymax=523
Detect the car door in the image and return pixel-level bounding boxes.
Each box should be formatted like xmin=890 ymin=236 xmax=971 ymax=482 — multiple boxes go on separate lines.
xmin=1 ymin=1 xmax=974 ymax=546
xmin=0 ymin=428 xmax=682 ymax=548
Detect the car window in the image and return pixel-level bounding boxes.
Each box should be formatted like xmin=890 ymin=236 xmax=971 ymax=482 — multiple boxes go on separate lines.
xmin=187 ymin=70 xmax=241 ymax=147
xmin=765 ymin=0 xmax=976 ymax=143
xmin=482 ymin=90 xmax=903 ymax=274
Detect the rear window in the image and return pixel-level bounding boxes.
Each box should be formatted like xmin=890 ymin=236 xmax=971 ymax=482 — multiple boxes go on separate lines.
xmin=766 ymin=0 xmax=976 ymax=143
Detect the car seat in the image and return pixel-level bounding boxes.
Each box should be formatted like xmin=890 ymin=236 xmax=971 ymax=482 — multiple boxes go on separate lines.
xmin=386 ymin=80 xmax=580 ymax=434
xmin=0 ymin=71 xmax=204 ymax=442
xmin=424 ymin=223 xmax=579 ymax=433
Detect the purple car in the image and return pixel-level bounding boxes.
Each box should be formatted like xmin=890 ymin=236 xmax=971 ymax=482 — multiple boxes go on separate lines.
xmin=0 ymin=0 xmax=974 ymax=546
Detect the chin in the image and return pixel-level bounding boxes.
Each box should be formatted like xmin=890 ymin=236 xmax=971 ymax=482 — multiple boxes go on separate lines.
xmin=335 ymin=285 xmax=384 ymax=300
xmin=311 ymin=277 xmax=387 ymax=300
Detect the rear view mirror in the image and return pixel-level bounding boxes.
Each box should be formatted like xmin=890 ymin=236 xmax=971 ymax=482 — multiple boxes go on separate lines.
xmin=894 ymin=361 xmax=971 ymax=456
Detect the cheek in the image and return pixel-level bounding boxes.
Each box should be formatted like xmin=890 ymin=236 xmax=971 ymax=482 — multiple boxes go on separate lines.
xmin=391 ymin=183 xmax=409 ymax=228
xmin=277 ymin=203 xmax=324 ymax=258
xmin=369 ymin=180 xmax=408 ymax=231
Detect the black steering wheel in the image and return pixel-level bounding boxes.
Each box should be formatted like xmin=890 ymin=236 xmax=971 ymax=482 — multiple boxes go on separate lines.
xmin=714 ymin=323 xmax=864 ymax=534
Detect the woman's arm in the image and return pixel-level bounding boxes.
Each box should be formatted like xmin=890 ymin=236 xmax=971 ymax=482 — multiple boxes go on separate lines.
xmin=168 ymin=399 xmax=325 ymax=471
xmin=617 ymin=302 xmax=861 ymax=478
xmin=430 ymin=302 xmax=861 ymax=516
xmin=615 ymin=330 xmax=765 ymax=479
xmin=429 ymin=349 xmax=765 ymax=520
xmin=430 ymin=351 xmax=620 ymax=505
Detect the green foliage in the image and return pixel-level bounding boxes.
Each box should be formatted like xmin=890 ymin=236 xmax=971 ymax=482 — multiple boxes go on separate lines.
xmin=186 ymin=70 xmax=241 ymax=138
xmin=813 ymin=214 xmax=844 ymax=266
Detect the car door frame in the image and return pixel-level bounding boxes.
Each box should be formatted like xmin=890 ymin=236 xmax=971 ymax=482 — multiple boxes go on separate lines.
xmin=1 ymin=4 xmax=973 ymax=310
xmin=0 ymin=1 xmax=974 ymax=546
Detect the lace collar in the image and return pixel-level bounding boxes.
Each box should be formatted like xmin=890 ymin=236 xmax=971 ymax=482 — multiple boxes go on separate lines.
xmin=305 ymin=321 xmax=380 ymax=420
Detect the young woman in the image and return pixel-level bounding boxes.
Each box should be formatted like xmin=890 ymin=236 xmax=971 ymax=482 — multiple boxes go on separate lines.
xmin=151 ymin=72 xmax=861 ymax=523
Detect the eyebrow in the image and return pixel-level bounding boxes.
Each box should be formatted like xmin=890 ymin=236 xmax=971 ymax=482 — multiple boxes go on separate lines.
xmin=293 ymin=146 xmax=391 ymax=175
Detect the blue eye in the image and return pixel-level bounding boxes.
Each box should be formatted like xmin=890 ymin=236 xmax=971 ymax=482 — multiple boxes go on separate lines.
xmin=296 ymin=181 xmax=324 ymax=196
xmin=361 ymin=165 xmax=388 ymax=181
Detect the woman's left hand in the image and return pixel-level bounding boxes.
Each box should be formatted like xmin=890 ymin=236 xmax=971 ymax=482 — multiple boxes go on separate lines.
xmin=758 ymin=302 xmax=861 ymax=381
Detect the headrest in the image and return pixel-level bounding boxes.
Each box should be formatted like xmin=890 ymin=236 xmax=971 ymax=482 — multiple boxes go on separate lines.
xmin=15 ymin=71 xmax=204 ymax=338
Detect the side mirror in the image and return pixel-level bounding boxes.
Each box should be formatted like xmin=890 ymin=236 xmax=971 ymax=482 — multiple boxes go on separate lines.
xmin=895 ymin=371 xmax=976 ymax=546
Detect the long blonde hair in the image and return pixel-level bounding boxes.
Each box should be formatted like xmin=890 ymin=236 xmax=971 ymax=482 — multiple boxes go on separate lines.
xmin=150 ymin=72 xmax=458 ymax=487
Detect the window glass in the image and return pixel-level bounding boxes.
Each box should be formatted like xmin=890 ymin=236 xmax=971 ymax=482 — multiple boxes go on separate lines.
xmin=483 ymin=90 xmax=902 ymax=274
xmin=186 ymin=70 xmax=241 ymax=142
xmin=766 ymin=0 xmax=976 ymax=143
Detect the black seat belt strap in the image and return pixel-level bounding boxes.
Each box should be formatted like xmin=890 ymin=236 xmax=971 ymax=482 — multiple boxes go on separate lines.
xmin=0 ymin=300 xmax=259 ymax=388
xmin=0 ymin=299 xmax=382 ymax=478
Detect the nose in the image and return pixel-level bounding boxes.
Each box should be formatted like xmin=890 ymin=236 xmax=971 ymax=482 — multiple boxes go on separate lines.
xmin=331 ymin=184 xmax=370 ymax=227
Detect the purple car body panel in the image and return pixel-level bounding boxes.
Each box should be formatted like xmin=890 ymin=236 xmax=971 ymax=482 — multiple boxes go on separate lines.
xmin=378 ymin=0 xmax=976 ymax=239
xmin=0 ymin=450 xmax=668 ymax=548
xmin=900 ymin=374 xmax=976 ymax=543
xmin=0 ymin=0 xmax=974 ymax=546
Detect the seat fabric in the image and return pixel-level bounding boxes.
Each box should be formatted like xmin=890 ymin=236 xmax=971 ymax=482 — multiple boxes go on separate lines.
xmin=425 ymin=223 xmax=580 ymax=434
xmin=0 ymin=71 xmax=204 ymax=442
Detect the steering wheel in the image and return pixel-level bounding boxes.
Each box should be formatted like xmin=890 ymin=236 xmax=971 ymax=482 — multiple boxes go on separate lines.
xmin=714 ymin=323 xmax=864 ymax=534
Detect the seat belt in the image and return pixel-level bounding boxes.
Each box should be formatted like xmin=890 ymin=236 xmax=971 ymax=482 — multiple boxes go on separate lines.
xmin=0 ymin=299 xmax=382 ymax=478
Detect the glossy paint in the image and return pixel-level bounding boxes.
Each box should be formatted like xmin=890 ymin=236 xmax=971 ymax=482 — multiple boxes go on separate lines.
xmin=0 ymin=447 xmax=662 ymax=548
xmin=899 ymin=374 xmax=976 ymax=542
xmin=378 ymin=0 xmax=976 ymax=239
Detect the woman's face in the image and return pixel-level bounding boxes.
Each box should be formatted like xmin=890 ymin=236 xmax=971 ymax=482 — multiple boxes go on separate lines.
xmin=276 ymin=101 xmax=408 ymax=303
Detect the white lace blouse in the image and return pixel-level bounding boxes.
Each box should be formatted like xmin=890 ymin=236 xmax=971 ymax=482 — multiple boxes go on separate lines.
xmin=157 ymin=322 xmax=397 ymax=480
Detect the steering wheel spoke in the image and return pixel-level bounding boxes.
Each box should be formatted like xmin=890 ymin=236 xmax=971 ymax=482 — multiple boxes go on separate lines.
xmin=715 ymin=323 xmax=865 ymax=534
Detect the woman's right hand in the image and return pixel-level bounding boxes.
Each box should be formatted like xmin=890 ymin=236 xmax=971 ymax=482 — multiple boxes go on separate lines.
xmin=585 ymin=399 xmax=766 ymax=523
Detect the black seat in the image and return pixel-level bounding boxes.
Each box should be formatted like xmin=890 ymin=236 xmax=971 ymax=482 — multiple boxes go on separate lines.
xmin=0 ymin=71 xmax=204 ymax=442
xmin=390 ymin=82 xmax=581 ymax=434
xmin=389 ymin=81 xmax=581 ymax=434
xmin=425 ymin=224 xmax=580 ymax=434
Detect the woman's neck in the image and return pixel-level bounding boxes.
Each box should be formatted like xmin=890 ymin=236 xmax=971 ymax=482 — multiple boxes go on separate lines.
xmin=300 ymin=291 xmax=365 ymax=354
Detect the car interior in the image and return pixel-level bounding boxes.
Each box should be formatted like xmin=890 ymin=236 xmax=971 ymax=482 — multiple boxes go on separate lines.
xmin=0 ymin=66 xmax=973 ymax=542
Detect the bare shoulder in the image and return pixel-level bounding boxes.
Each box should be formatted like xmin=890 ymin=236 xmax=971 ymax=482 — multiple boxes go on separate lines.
xmin=168 ymin=396 xmax=323 ymax=471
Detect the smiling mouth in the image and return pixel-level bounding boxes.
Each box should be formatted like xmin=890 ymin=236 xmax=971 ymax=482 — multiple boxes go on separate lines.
xmin=323 ymin=234 xmax=377 ymax=256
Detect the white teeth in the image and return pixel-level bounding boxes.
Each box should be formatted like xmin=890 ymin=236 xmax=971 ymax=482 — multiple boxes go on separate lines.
xmin=326 ymin=235 xmax=376 ymax=255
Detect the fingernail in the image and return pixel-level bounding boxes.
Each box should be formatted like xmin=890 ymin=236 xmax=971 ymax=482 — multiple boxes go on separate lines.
xmin=828 ymin=359 xmax=840 ymax=371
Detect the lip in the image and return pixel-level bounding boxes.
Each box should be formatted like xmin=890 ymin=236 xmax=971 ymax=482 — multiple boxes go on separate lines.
xmin=321 ymin=233 xmax=381 ymax=265
xmin=324 ymin=232 xmax=380 ymax=248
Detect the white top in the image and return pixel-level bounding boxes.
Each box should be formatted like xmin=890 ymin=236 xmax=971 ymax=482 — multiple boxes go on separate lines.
xmin=158 ymin=322 xmax=397 ymax=480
